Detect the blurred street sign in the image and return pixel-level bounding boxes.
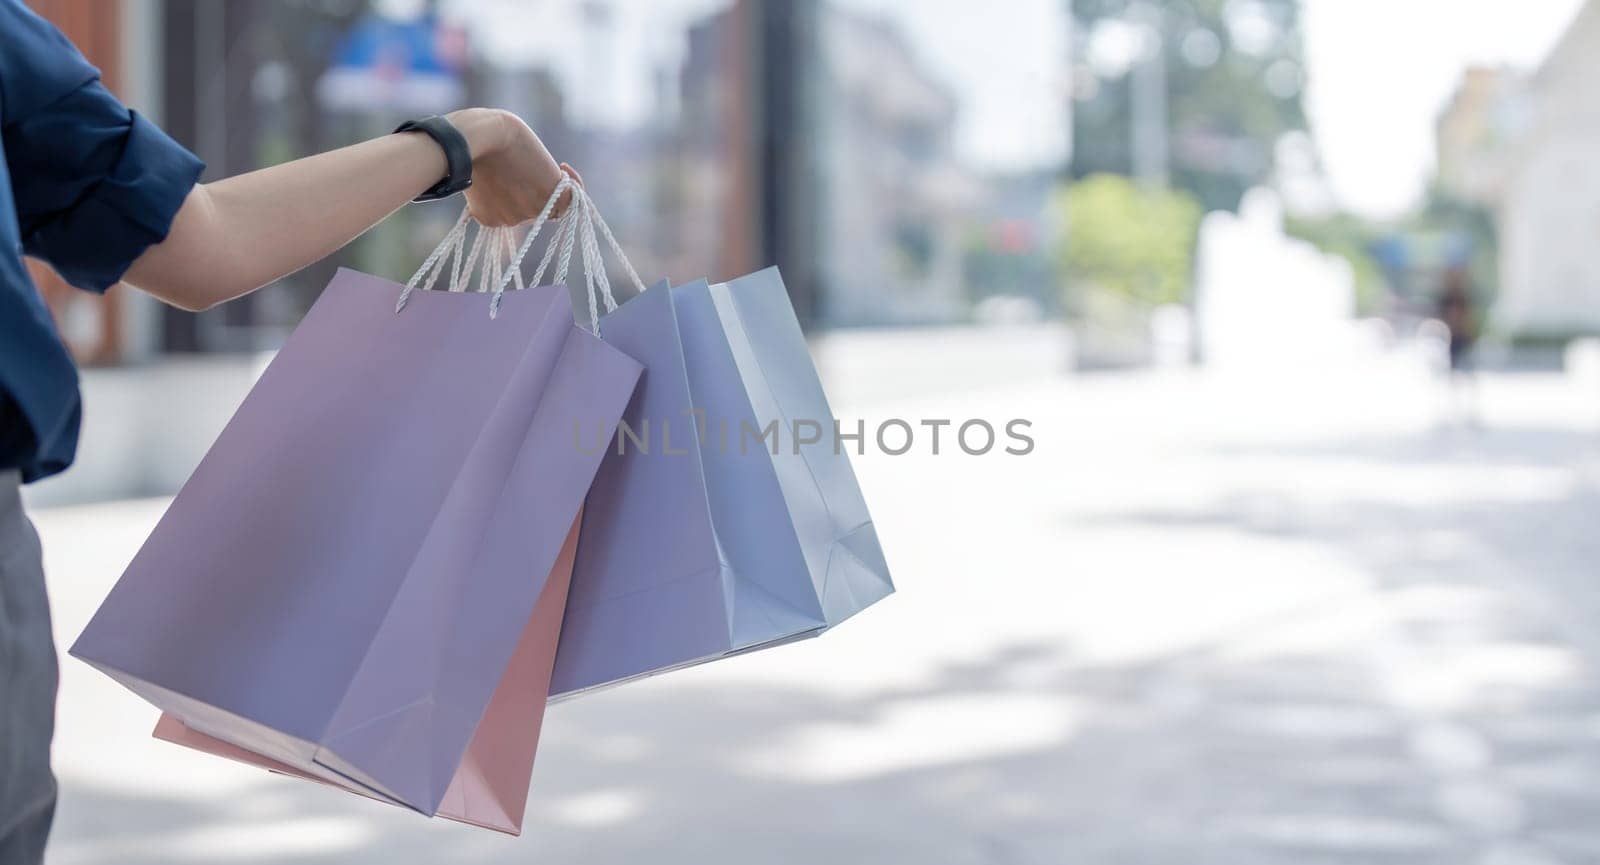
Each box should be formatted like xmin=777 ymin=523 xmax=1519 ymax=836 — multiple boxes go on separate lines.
xmin=317 ymin=14 xmax=467 ymax=113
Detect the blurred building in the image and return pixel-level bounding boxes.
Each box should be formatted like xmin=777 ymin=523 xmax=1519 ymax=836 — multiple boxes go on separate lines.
xmin=36 ymin=0 xmax=998 ymax=352
xmin=812 ymin=7 xmax=971 ymax=325
xmin=1434 ymin=66 xmax=1525 ymax=209
xmin=672 ymin=2 xmax=825 ymax=326
xmin=481 ymin=65 xmax=576 ymax=192
xmin=678 ymin=2 xmax=973 ymax=327
xmin=26 ymin=1 xmax=484 ymax=361
xmin=1488 ymin=0 xmax=1600 ymax=339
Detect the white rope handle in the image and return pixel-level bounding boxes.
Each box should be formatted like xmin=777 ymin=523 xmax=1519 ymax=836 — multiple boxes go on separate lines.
xmin=400 ymin=206 xmax=471 ymax=306
xmin=502 ymin=227 xmax=526 ymax=293
xmin=475 ymin=226 xmax=521 ymax=295
xmin=399 ymin=176 xmax=576 ymax=315
xmin=532 ymin=203 xmax=582 ymax=288
xmin=491 ymin=184 xmax=647 ymax=334
xmin=396 ymin=175 xmax=645 ymax=328
xmin=398 ymin=218 xmax=514 ymax=307
xmin=487 ymin=176 xmax=579 ymax=318
xmin=491 ymin=188 xmax=586 ymax=317
xmin=455 ymin=221 xmax=493 ymax=293
xmin=583 ymin=190 xmax=646 ymax=302
xmin=578 ymin=193 xmax=616 ymax=329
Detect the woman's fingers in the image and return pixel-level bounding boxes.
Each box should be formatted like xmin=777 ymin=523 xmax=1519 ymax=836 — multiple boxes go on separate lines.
xmin=460 ymin=147 xmax=581 ymax=227
xmin=549 ymin=163 xmax=581 ymax=218
xmin=555 ymin=163 xmax=585 ymax=218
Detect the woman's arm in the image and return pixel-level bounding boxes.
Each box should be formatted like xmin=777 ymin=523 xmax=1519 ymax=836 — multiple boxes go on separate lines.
xmin=122 ymin=108 xmax=572 ymax=312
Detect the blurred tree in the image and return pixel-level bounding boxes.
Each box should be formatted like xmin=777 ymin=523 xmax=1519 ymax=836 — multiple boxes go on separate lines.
xmin=1057 ymin=173 xmax=1202 ymax=307
xmin=1070 ymin=0 xmax=1308 ymax=213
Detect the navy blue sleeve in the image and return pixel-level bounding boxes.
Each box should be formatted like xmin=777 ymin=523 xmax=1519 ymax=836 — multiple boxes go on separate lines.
xmin=1 ymin=0 xmax=205 ymax=293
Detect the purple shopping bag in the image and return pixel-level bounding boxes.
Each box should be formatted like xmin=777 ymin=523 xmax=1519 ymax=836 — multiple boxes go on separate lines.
xmin=150 ymin=507 xmax=585 ymax=835
xmin=71 ymin=266 xmax=640 ymax=818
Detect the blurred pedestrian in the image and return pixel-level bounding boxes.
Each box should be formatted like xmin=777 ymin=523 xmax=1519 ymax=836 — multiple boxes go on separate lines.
xmin=1436 ymin=265 xmax=1479 ymax=426
xmin=0 ymin=2 xmax=580 ymax=861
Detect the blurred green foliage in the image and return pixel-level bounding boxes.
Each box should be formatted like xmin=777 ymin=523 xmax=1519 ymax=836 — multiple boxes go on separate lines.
xmin=1071 ymin=0 xmax=1308 ymax=213
xmin=1056 ymin=174 xmax=1202 ymax=307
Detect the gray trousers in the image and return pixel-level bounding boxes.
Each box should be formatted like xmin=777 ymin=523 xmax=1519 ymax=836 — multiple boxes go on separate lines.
xmin=0 ymin=471 xmax=56 ymax=865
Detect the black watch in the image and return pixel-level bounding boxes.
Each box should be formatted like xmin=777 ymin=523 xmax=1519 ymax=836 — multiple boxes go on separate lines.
xmin=394 ymin=115 xmax=473 ymax=201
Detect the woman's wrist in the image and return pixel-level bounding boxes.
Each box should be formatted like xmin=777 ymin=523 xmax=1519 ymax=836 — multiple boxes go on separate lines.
xmin=444 ymin=108 xmax=509 ymax=162
xmin=448 ymin=108 xmax=569 ymax=226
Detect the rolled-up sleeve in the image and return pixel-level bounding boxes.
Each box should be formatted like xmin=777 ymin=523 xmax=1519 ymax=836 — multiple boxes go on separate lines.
xmin=6 ymin=76 xmax=205 ymax=293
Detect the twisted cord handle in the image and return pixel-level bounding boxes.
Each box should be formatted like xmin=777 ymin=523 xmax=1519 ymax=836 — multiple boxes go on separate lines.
xmin=396 ymin=174 xmax=647 ymax=329
xmin=490 ymin=184 xmax=646 ymax=333
xmin=399 ymin=175 xmax=577 ymax=315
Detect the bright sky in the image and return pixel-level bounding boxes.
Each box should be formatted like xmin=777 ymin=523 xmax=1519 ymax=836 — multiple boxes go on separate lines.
xmin=451 ymin=0 xmax=1586 ymax=218
xmin=1301 ymin=0 xmax=1584 ymax=218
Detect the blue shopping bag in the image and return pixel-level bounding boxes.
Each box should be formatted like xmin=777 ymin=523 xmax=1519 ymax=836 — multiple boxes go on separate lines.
xmin=538 ymin=196 xmax=894 ymax=698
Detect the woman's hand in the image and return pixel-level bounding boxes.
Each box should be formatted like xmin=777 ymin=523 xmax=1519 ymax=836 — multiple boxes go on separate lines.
xmin=447 ymin=108 xmax=580 ymax=226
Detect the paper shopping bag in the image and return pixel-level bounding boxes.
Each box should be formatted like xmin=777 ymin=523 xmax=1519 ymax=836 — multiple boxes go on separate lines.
xmin=678 ymin=269 xmax=894 ymax=624
xmin=71 ymin=267 xmax=640 ymax=818
xmin=549 ymin=266 xmax=892 ymax=698
xmin=150 ymin=507 xmax=583 ymax=835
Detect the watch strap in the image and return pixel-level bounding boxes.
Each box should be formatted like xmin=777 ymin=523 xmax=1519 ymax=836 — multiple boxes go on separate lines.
xmin=394 ymin=115 xmax=473 ymax=202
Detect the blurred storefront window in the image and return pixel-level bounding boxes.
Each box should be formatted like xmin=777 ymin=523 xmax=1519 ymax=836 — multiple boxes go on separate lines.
xmin=35 ymin=0 xmax=1069 ymax=361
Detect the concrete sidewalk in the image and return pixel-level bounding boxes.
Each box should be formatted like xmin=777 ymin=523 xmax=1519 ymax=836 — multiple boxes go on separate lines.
xmin=33 ymin=354 xmax=1600 ymax=864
